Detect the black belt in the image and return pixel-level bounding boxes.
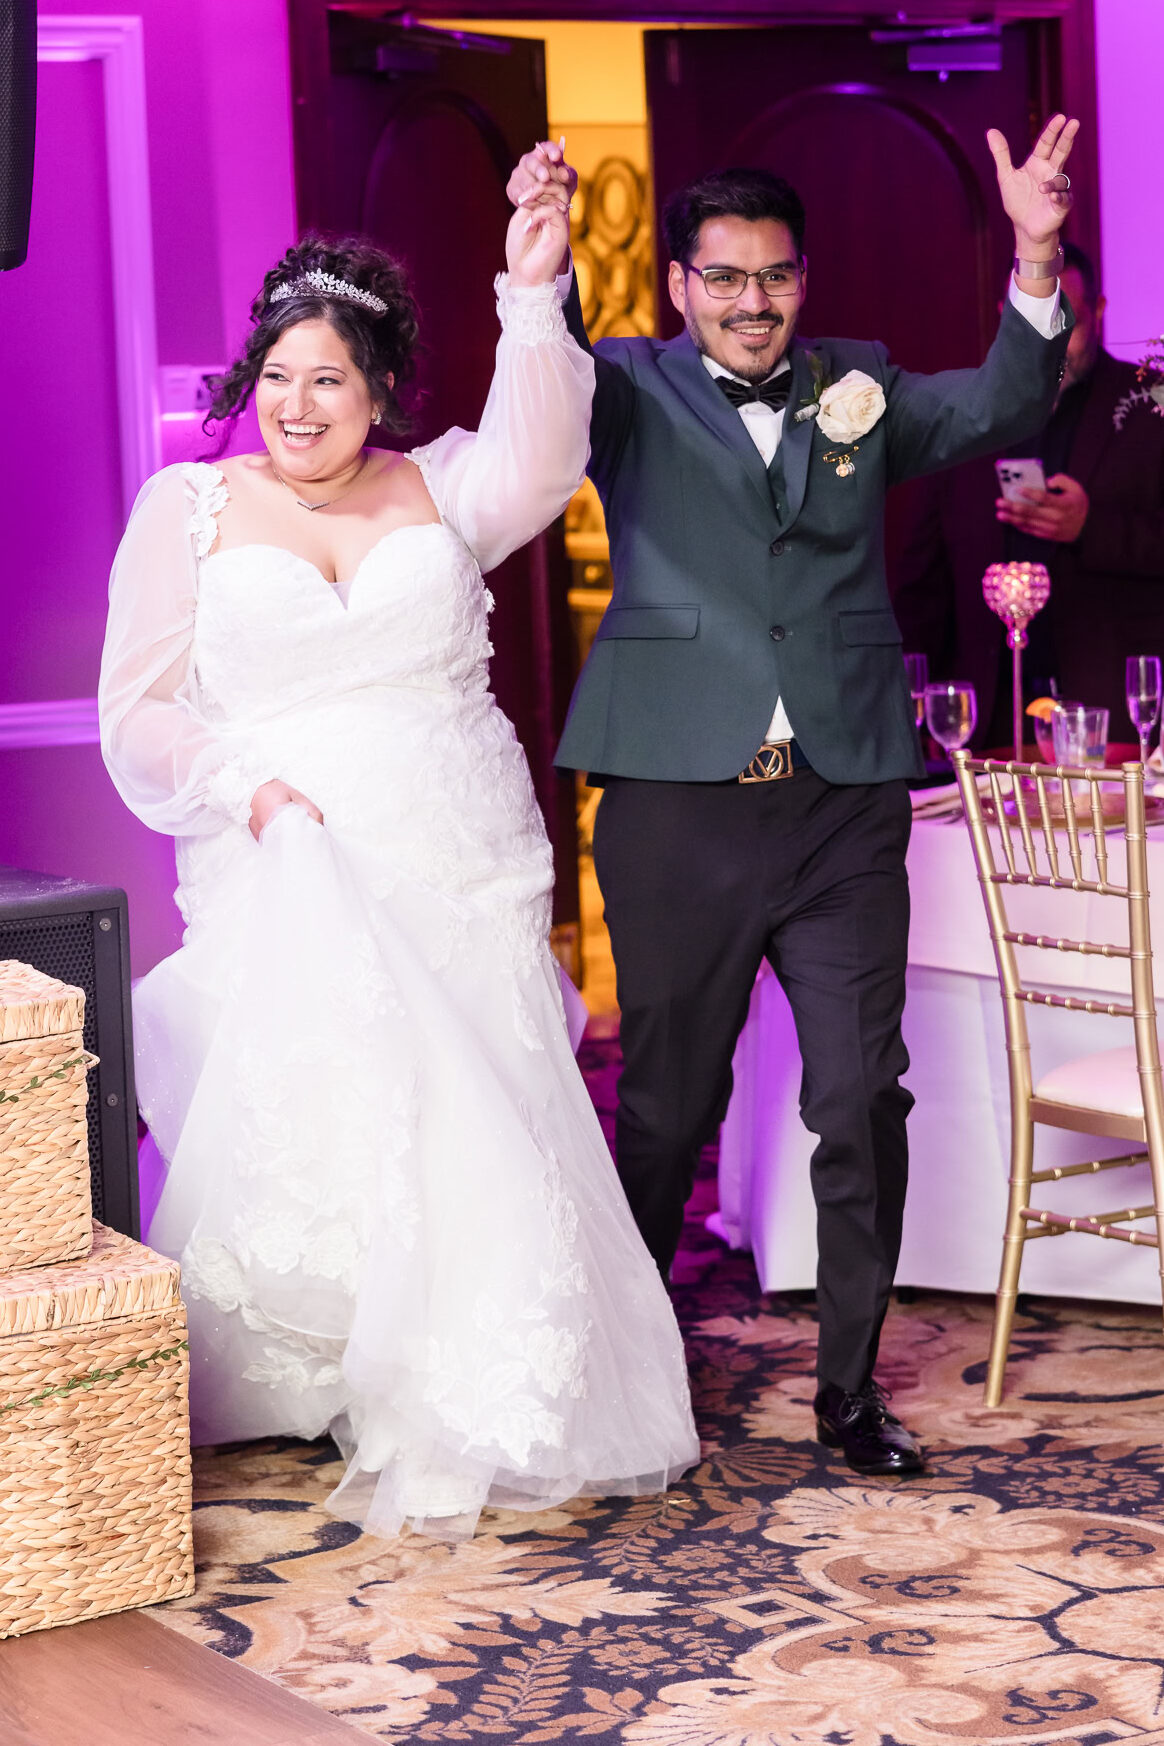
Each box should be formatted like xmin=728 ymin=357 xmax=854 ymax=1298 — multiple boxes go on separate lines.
xmin=738 ymin=739 xmax=811 ymax=783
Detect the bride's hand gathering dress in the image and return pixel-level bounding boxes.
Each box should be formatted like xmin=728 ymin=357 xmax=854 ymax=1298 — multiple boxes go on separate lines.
xmin=98 ymin=278 xmax=699 ymax=1538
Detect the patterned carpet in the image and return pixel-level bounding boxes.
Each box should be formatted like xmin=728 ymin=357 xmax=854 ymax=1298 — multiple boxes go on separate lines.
xmin=147 ymin=1034 xmax=1164 ymax=1745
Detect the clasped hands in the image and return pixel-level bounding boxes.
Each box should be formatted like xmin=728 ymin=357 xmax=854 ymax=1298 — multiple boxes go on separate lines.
xmin=505 ymin=140 xmax=572 ymax=287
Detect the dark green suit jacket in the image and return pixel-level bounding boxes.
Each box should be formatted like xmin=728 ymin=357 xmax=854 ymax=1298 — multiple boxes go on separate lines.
xmin=556 ymin=287 xmax=1071 ymax=785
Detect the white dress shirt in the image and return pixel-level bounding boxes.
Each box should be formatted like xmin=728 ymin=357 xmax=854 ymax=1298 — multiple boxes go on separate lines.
xmin=558 ymin=265 xmax=1065 ymax=747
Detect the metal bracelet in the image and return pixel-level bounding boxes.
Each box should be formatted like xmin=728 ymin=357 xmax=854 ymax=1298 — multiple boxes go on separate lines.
xmin=1013 ymin=247 xmax=1064 ymax=280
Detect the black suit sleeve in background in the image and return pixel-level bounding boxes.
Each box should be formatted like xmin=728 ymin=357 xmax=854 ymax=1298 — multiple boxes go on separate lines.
xmin=1074 ymin=471 xmax=1164 ymax=579
xmin=889 ymin=474 xmax=957 ymax=670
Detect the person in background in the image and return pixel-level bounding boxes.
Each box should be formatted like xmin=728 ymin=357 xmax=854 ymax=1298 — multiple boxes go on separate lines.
xmin=892 ymin=242 xmax=1164 ymax=746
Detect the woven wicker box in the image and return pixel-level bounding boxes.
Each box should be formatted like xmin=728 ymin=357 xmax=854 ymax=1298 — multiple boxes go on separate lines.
xmin=0 ymin=960 xmax=95 ymax=1272
xmin=0 ymin=1221 xmax=194 ymax=1636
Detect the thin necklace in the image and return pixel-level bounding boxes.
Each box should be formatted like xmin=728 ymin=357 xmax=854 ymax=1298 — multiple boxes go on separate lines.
xmin=270 ymin=452 xmax=370 ymax=512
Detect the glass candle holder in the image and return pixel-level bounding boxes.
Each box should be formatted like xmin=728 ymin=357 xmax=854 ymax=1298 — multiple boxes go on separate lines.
xmin=982 ymin=561 xmax=1051 ymax=761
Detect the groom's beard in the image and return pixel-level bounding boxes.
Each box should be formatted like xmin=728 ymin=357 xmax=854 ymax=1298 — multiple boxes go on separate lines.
xmin=685 ymin=308 xmax=792 ymax=382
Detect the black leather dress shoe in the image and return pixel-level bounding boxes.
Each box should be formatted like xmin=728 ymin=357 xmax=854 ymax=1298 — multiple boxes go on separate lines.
xmin=814 ymin=1379 xmax=925 ymax=1476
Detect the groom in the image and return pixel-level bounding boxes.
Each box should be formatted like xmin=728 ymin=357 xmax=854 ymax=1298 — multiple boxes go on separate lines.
xmin=508 ymin=117 xmax=1077 ymax=1475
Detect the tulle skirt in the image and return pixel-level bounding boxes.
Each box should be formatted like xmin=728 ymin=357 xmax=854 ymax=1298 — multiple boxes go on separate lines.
xmin=136 ymin=805 xmax=699 ymax=1539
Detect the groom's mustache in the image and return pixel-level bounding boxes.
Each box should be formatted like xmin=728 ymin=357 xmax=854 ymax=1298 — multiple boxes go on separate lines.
xmin=721 ymin=314 xmax=783 ymax=331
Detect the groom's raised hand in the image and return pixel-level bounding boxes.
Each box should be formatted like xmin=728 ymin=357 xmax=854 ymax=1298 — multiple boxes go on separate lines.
xmin=987 ymin=112 xmax=1079 ymax=293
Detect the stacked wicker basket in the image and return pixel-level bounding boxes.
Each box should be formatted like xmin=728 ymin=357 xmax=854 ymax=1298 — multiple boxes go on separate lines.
xmin=0 ymin=960 xmax=194 ymax=1637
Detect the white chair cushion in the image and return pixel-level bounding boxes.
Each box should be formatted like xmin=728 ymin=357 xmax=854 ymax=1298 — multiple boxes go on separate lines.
xmin=1035 ymin=1044 xmax=1145 ymax=1119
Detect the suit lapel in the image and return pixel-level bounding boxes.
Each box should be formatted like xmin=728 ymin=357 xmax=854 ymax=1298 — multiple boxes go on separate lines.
xmin=774 ymin=341 xmax=819 ymax=534
xmin=656 ymin=335 xmax=775 ymax=514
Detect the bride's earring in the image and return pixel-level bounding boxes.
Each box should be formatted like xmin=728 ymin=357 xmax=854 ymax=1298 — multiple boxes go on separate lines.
xmin=371 ymin=409 xmax=382 ymax=426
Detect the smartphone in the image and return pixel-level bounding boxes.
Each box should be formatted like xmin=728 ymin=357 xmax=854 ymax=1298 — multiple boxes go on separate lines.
xmin=995 ymin=457 xmax=1047 ymax=501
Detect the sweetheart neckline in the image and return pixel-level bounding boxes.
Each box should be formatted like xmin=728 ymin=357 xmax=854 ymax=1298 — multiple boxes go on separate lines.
xmin=201 ymin=522 xmax=454 ymax=601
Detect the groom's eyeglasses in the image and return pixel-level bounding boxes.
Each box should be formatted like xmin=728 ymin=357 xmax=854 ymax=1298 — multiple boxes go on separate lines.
xmin=687 ymin=263 xmax=804 ymax=300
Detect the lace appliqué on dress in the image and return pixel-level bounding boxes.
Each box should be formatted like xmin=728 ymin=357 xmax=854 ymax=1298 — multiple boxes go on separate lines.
xmin=417 ymin=1096 xmax=592 ymax=1467
xmin=205 ymin=758 xmax=270 ymax=827
xmin=180 ymin=463 xmax=281 ymax=826
xmin=182 ymin=1238 xmax=346 ymax=1393
xmin=493 ymin=273 xmax=569 ymax=347
xmin=181 ymin=461 xmax=229 ymax=561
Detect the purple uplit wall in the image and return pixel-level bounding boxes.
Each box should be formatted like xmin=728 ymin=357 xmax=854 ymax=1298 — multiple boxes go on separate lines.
xmin=0 ymin=2 xmax=295 ymax=976
xmin=150 ymin=0 xmax=296 ymax=466
xmin=1095 ymin=0 xmax=1164 ymax=364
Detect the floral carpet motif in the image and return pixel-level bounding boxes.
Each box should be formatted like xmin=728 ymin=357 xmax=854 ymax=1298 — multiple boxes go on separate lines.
xmin=148 ymin=1035 xmax=1164 ymax=1745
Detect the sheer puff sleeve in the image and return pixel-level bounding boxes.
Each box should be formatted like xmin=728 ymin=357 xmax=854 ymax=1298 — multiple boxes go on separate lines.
xmin=99 ymin=465 xmax=277 ymax=837
xmin=410 ymin=274 xmax=594 ymax=574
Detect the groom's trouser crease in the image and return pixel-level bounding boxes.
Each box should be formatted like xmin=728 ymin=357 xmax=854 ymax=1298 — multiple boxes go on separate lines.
xmin=594 ymin=769 xmax=913 ymax=1391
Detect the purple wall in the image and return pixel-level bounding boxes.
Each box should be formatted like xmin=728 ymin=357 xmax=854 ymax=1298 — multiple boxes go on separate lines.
xmin=1095 ymin=0 xmax=1164 ymax=364
xmin=0 ymin=3 xmax=295 ymax=977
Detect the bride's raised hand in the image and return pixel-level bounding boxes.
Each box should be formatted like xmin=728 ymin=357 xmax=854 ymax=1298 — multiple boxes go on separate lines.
xmin=248 ymin=778 xmax=324 ymax=842
xmin=506 ymin=190 xmax=570 ymax=287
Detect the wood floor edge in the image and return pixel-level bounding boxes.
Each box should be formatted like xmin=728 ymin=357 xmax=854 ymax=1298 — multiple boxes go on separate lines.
xmin=0 ymin=1607 xmax=374 ymax=1746
xmin=138 ymin=1612 xmax=378 ymax=1740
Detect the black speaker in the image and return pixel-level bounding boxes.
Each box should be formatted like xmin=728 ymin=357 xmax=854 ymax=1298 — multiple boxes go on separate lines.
xmin=0 ymin=0 xmax=37 ymax=271
xmin=0 ymin=867 xmax=139 ymax=1238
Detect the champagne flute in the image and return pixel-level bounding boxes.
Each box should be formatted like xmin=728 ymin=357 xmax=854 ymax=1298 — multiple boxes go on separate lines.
xmin=904 ymin=653 xmax=928 ymax=729
xmin=924 ymin=681 xmax=978 ymax=757
xmin=1126 ymin=655 xmax=1162 ymax=767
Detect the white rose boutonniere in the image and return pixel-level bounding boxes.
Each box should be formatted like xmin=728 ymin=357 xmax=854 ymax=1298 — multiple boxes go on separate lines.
xmin=816 ymin=370 xmax=887 ymax=443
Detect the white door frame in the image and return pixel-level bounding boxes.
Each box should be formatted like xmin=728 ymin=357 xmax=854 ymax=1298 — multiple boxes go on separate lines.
xmin=2 ymin=17 xmax=162 ymax=749
xmin=38 ymin=16 xmax=160 ymax=517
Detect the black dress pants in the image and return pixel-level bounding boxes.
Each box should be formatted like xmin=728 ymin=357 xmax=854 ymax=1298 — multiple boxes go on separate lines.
xmin=592 ymin=769 xmax=914 ymax=1393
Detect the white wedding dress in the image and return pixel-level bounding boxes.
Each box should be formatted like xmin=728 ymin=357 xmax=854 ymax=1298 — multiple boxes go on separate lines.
xmin=99 ymin=279 xmax=698 ymax=1538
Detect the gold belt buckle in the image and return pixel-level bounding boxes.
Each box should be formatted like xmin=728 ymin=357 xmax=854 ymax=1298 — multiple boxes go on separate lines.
xmin=739 ymin=740 xmax=795 ymax=783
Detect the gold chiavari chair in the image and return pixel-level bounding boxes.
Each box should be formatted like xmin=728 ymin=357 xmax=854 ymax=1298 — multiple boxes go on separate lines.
xmin=951 ymin=752 xmax=1164 ymax=1405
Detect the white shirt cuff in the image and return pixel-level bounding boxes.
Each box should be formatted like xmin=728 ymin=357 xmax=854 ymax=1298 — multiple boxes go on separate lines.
xmin=555 ymin=253 xmax=574 ymax=303
xmin=1008 ymin=275 xmax=1065 ymax=337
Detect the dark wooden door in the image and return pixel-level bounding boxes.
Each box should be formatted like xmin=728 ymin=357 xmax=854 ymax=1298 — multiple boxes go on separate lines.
xmin=286 ymin=6 xmax=579 ymax=932
xmin=646 ymin=23 xmax=1049 ymax=370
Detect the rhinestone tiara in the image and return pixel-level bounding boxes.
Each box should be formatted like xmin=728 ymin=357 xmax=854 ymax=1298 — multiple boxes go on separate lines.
xmin=269 ymin=269 xmax=388 ymax=316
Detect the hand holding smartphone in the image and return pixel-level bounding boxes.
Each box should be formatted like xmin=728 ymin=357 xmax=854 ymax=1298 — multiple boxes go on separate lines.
xmin=995 ymin=457 xmax=1047 ymax=501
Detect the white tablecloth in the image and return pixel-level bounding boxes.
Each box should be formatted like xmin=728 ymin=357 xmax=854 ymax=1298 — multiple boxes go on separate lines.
xmin=716 ymin=809 xmax=1164 ymax=1305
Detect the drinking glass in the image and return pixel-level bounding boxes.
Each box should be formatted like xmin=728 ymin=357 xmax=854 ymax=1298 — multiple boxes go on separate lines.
xmin=923 ymin=681 xmax=977 ymax=754
xmin=1051 ymin=703 xmax=1109 ymax=768
xmin=1126 ymin=655 xmax=1162 ymax=766
xmin=1032 ymin=715 xmax=1056 ymax=764
xmin=904 ymin=653 xmax=928 ymax=728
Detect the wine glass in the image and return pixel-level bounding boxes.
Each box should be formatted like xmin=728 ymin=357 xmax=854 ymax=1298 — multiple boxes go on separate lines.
xmin=904 ymin=653 xmax=928 ymax=728
xmin=1126 ymin=655 xmax=1162 ymax=767
xmin=924 ymin=681 xmax=978 ymax=756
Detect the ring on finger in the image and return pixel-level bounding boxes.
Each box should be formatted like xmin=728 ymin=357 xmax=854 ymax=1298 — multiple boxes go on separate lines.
xmin=1048 ymin=171 xmax=1071 ymax=192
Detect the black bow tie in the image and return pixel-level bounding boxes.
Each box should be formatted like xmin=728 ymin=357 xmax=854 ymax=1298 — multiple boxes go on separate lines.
xmin=717 ymin=373 xmax=790 ymax=411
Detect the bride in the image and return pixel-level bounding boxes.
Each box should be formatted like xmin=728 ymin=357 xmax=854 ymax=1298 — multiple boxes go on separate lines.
xmin=99 ymin=191 xmax=698 ymax=1538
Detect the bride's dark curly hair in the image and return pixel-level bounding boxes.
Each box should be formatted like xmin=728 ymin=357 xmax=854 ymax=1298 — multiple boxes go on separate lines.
xmin=203 ymin=234 xmax=420 ymax=443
